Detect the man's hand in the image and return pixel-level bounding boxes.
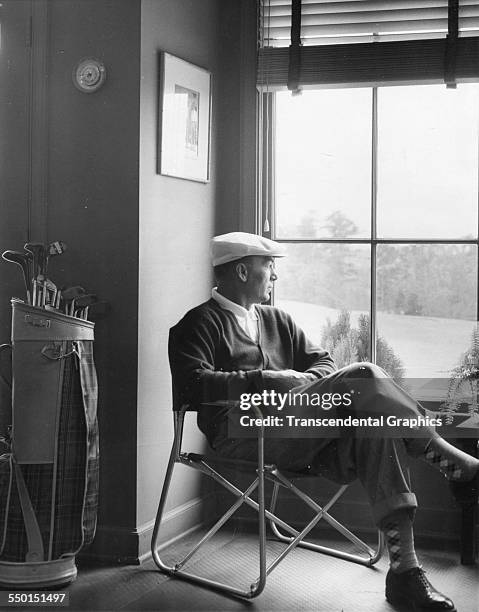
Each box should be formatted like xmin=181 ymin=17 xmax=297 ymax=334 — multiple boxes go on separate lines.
xmin=261 ymin=369 xmax=317 ymax=393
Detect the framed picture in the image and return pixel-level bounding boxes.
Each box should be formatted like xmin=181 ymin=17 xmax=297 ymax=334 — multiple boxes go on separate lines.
xmin=158 ymin=52 xmax=211 ymax=183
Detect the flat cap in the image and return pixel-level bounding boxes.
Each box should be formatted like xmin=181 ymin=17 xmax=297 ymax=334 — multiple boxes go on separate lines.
xmin=210 ymin=232 xmax=286 ymax=267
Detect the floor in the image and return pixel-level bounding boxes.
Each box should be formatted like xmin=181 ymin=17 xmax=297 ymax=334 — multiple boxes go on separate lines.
xmin=60 ymin=528 xmax=478 ymax=612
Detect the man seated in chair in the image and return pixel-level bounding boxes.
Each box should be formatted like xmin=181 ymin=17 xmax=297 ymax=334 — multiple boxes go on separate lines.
xmin=169 ymin=232 xmax=479 ymax=612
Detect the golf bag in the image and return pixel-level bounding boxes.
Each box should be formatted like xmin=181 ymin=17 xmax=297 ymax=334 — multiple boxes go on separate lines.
xmin=0 ymin=299 xmax=99 ymax=587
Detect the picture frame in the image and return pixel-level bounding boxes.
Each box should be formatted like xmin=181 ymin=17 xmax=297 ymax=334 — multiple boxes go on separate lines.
xmin=158 ymin=52 xmax=211 ymax=183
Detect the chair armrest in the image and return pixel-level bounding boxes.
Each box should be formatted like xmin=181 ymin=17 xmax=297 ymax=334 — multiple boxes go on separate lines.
xmin=198 ymin=401 xmax=265 ymax=436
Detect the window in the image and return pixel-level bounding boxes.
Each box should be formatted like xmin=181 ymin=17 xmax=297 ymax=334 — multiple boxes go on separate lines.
xmin=265 ymin=84 xmax=479 ymax=399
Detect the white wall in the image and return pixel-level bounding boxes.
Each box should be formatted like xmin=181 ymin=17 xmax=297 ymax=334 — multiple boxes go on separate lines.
xmin=137 ymin=0 xmax=221 ymax=539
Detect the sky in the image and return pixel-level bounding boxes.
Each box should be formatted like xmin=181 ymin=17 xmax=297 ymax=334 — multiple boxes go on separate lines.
xmin=275 ymin=83 xmax=479 ymax=240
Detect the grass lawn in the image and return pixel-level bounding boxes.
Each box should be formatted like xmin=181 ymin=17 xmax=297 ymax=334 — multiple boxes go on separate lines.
xmin=276 ymin=299 xmax=476 ymax=382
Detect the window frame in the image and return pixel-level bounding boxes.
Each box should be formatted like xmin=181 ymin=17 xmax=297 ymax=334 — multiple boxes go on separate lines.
xmin=259 ymin=86 xmax=479 ymax=369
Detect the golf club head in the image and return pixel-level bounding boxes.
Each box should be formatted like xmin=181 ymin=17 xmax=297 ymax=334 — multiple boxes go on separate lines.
xmin=2 ymin=250 xmax=32 ymax=305
xmin=44 ymin=278 xmax=57 ymax=292
xmin=47 ymin=240 xmax=67 ymax=256
xmin=2 ymin=250 xmax=28 ymax=266
xmin=73 ymin=294 xmax=97 ymax=308
xmin=6 ymin=249 xmax=35 ymax=285
xmin=61 ymin=286 xmax=86 ymax=316
xmin=61 ymin=286 xmax=86 ymax=301
xmin=43 ymin=240 xmax=67 ymax=280
xmin=24 ymin=251 xmax=34 ymax=280
xmin=24 ymin=242 xmax=46 ymax=279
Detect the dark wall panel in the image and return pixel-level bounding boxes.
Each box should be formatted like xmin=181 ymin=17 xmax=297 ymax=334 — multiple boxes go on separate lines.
xmin=45 ymin=0 xmax=141 ymax=532
xmin=0 ymin=0 xmax=142 ymax=545
xmin=0 ymin=1 xmax=32 ymax=340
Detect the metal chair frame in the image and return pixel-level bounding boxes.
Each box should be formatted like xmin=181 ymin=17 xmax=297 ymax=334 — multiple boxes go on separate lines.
xmin=151 ymin=404 xmax=384 ymax=599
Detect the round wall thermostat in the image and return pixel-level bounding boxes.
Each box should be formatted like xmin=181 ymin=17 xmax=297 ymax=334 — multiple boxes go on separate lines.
xmin=73 ymin=58 xmax=106 ymax=93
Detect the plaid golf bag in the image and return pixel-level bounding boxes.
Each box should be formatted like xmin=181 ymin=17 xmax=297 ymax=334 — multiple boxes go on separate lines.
xmin=0 ymin=299 xmax=99 ymax=587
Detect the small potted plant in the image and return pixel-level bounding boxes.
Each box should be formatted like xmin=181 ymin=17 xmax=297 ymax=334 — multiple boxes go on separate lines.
xmin=442 ymin=327 xmax=479 ymax=425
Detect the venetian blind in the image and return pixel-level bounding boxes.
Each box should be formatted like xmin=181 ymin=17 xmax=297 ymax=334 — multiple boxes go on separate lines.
xmin=258 ymin=0 xmax=479 ymax=88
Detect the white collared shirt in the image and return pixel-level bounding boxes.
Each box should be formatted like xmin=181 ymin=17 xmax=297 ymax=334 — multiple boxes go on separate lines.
xmin=211 ymin=288 xmax=259 ymax=343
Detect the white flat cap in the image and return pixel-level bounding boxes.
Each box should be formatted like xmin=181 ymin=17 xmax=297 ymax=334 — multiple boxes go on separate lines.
xmin=211 ymin=232 xmax=286 ymax=266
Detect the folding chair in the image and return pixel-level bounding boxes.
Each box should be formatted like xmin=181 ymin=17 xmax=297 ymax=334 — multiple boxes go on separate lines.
xmin=151 ymin=402 xmax=384 ymax=599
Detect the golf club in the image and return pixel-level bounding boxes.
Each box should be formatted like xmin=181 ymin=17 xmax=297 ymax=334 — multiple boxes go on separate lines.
xmin=43 ymin=278 xmax=58 ymax=308
xmin=2 ymin=250 xmax=32 ymax=305
xmin=61 ymin=286 xmax=86 ymax=316
xmin=73 ymin=294 xmax=97 ymax=319
xmin=24 ymin=243 xmax=45 ymax=282
xmin=47 ymin=241 xmax=67 ymax=256
xmin=45 ymin=240 xmax=67 ymax=279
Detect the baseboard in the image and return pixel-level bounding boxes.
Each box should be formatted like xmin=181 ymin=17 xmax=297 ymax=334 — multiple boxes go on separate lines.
xmin=214 ymin=479 xmax=463 ymax=545
xmin=78 ymin=477 xmax=465 ymax=565
xmin=257 ymin=495 xmax=461 ymax=540
xmin=78 ymin=493 xmax=215 ymax=565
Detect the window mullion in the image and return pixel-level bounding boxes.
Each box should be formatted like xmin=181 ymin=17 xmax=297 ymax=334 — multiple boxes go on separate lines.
xmin=370 ymin=87 xmax=378 ymax=363
xmin=477 ymin=109 xmax=479 ymax=322
xmin=262 ymin=92 xmax=275 ymax=237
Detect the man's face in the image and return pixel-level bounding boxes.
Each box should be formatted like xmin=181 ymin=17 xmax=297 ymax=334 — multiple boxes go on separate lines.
xmin=243 ymin=256 xmax=278 ymax=304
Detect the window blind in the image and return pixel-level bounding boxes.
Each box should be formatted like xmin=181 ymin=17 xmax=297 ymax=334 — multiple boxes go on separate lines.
xmin=260 ymin=0 xmax=479 ymax=47
xmin=258 ymin=0 xmax=479 ymax=88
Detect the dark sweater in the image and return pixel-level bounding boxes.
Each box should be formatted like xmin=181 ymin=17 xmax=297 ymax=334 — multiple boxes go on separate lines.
xmin=169 ymin=298 xmax=336 ymax=443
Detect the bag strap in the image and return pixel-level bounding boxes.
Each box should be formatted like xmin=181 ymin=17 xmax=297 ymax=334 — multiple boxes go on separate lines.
xmin=12 ymin=458 xmax=44 ymax=562
xmin=0 ymin=454 xmax=13 ymax=556
xmin=2 ymin=343 xmax=44 ymax=561
xmin=0 ymin=343 xmax=12 ymax=453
